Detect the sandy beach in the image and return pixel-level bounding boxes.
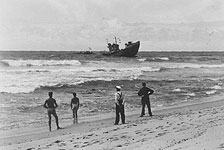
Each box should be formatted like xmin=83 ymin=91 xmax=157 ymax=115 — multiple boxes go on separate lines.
xmin=1 ymin=0 xmax=224 ymax=149
xmin=1 ymin=94 xmax=224 ymax=150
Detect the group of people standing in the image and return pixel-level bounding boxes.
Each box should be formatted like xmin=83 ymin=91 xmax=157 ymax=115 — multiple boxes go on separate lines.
xmin=43 ymin=92 xmax=80 ymax=131
xmin=43 ymin=82 xmax=154 ymax=131
xmin=114 ymin=82 xmax=154 ymax=125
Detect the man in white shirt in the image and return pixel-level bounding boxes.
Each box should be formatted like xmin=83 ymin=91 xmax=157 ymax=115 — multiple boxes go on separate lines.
xmin=114 ymin=86 xmax=125 ymax=125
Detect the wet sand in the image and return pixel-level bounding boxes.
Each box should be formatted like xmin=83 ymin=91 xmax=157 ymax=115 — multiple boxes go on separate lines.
xmin=1 ymin=94 xmax=224 ymax=150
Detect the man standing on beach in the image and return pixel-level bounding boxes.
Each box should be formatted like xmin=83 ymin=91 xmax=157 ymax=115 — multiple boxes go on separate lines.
xmin=44 ymin=92 xmax=62 ymax=131
xmin=138 ymin=82 xmax=154 ymax=117
xmin=114 ymin=86 xmax=125 ymax=125
xmin=71 ymin=92 xmax=79 ymax=124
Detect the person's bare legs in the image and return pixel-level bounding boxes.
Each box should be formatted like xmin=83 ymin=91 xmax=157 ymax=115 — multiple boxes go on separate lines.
xmin=75 ymin=110 xmax=78 ymax=123
xmin=73 ymin=109 xmax=76 ymax=124
xmin=52 ymin=111 xmax=61 ymax=129
xmin=48 ymin=114 xmax=52 ymax=132
xmin=73 ymin=109 xmax=78 ymax=124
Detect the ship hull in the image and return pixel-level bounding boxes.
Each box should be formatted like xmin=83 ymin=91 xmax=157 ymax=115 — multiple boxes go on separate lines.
xmin=102 ymin=41 xmax=140 ymax=57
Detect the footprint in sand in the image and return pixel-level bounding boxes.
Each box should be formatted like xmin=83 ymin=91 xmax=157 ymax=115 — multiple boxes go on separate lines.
xmin=82 ymin=136 xmax=90 ymax=139
xmin=218 ymin=143 xmax=224 ymax=148
xmin=74 ymin=145 xmax=79 ymax=148
xmin=81 ymin=142 xmax=91 ymax=148
xmin=121 ymin=132 xmax=128 ymax=135
xmin=124 ymin=142 xmax=131 ymax=146
xmin=91 ymin=140 xmax=100 ymax=144
xmin=111 ymin=128 xmax=120 ymax=131
xmin=121 ymin=135 xmax=128 ymax=138
xmin=117 ymin=144 xmax=123 ymax=147
xmin=136 ymin=138 xmax=149 ymax=143
xmin=54 ymin=140 xmax=62 ymax=143
xmin=135 ymin=130 xmax=142 ymax=134
xmin=155 ymin=125 xmax=164 ymax=129
xmin=108 ymin=136 xmax=119 ymax=142
xmin=140 ymin=133 xmax=147 ymax=136
xmin=58 ymin=142 xmax=66 ymax=147
xmin=155 ymin=132 xmax=167 ymax=137
xmin=46 ymin=144 xmax=52 ymax=147
xmin=177 ymin=122 xmax=184 ymax=125
xmin=87 ymin=133 xmax=95 ymax=136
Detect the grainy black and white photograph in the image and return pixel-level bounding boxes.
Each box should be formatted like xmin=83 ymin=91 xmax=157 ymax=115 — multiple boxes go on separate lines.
xmin=0 ymin=0 xmax=224 ymax=149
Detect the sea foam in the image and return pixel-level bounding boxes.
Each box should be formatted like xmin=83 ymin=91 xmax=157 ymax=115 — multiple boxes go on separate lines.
xmin=205 ymin=90 xmax=216 ymax=95
xmin=0 ymin=59 xmax=82 ymax=67
xmin=211 ymin=85 xmax=222 ymax=90
xmin=172 ymin=88 xmax=182 ymax=92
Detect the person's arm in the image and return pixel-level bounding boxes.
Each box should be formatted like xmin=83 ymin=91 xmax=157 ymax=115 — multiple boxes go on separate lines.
xmin=43 ymin=100 xmax=48 ymax=108
xmin=115 ymin=93 xmax=119 ymax=105
xmin=138 ymin=89 xmax=143 ymax=96
xmin=122 ymin=93 xmax=125 ymax=105
xmin=70 ymin=99 xmax=73 ymax=109
xmin=77 ymin=98 xmax=80 ymax=110
xmin=148 ymin=88 xmax=154 ymax=95
xmin=54 ymin=99 xmax=58 ymax=108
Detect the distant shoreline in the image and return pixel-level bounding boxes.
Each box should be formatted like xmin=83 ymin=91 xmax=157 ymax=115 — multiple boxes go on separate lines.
xmin=0 ymin=50 xmax=224 ymax=52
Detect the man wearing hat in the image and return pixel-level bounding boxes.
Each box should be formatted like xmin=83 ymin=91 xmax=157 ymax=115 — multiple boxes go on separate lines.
xmin=114 ymin=86 xmax=125 ymax=125
xmin=44 ymin=92 xmax=62 ymax=131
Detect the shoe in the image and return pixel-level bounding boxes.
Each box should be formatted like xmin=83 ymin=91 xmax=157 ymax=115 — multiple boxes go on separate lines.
xmin=140 ymin=115 xmax=144 ymax=117
xmin=114 ymin=123 xmax=118 ymax=125
xmin=57 ymin=127 xmax=62 ymax=130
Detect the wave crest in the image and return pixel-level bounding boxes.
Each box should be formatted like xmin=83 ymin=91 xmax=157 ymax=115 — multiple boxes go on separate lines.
xmin=0 ymin=61 xmax=10 ymax=67
xmin=138 ymin=57 xmax=170 ymax=62
xmin=0 ymin=59 xmax=82 ymax=67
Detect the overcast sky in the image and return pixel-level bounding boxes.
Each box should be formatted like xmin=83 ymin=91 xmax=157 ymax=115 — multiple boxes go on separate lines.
xmin=0 ymin=0 xmax=224 ymax=51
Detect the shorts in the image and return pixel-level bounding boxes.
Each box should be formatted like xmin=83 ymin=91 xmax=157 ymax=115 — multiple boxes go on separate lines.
xmin=72 ymin=104 xmax=78 ymax=111
xmin=47 ymin=108 xmax=57 ymax=116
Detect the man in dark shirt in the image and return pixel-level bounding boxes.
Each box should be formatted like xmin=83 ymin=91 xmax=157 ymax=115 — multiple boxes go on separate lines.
xmin=44 ymin=92 xmax=61 ymax=131
xmin=138 ymin=82 xmax=154 ymax=117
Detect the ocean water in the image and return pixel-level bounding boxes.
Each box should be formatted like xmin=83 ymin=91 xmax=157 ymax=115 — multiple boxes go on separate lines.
xmin=0 ymin=51 xmax=224 ymax=130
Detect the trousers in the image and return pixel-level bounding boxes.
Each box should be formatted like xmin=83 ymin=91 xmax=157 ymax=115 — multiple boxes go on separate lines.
xmin=141 ymin=100 xmax=152 ymax=116
xmin=115 ymin=104 xmax=125 ymax=124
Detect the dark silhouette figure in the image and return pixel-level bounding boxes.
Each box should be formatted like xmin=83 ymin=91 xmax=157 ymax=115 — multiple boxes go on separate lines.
xmin=71 ymin=92 xmax=80 ymax=124
xmin=114 ymin=86 xmax=125 ymax=125
xmin=44 ymin=92 xmax=61 ymax=131
xmin=138 ymin=82 xmax=154 ymax=117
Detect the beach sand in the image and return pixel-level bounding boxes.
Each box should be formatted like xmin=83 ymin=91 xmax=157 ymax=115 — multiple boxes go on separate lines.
xmin=1 ymin=94 xmax=224 ymax=150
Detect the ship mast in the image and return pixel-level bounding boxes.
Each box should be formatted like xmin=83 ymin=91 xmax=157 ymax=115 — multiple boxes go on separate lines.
xmin=114 ymin=37 xmax=117 ymax=44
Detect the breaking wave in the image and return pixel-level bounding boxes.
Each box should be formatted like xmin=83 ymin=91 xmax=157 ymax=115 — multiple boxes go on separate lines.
xmin=0 ymin=59 xmax=82 ymax=67
xmin=138 ymin=57 xmax=170 ymax=62
xmin=205 ymin=90 xmax=217 ymax=95
xmin=92 ymin=69 xmax=107 ymax=72
xmin=179 ymin=63 xmax=224 ymax=69
xmin=159 ymin=63 xmax=224 ymax=70
xmin=154 ymin=57 xmax=170 ymax=61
